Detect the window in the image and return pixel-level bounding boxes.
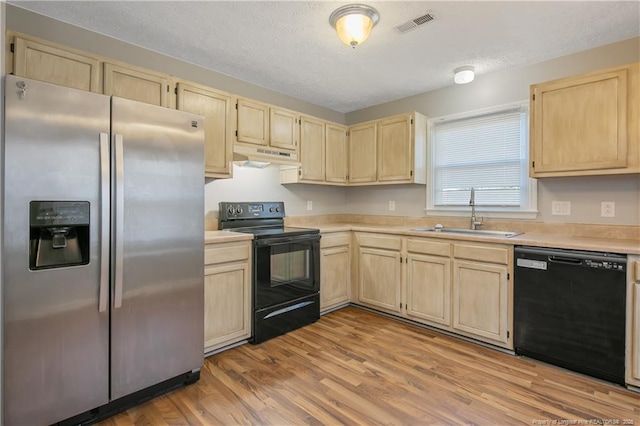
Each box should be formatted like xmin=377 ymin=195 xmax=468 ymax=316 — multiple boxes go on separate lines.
xmin=427 ymin=103 xmax=537 ymax=219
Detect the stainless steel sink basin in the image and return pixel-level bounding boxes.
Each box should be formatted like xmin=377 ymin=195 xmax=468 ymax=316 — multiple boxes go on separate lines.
xmin=409 ymin=227 xmax=523 ymax=238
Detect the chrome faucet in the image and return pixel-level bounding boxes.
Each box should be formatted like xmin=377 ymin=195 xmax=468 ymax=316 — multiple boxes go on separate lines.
xmin=469 ymin=187 xmax=483 ymax=230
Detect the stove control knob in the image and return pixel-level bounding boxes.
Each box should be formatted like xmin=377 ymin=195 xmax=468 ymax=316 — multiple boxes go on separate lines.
xmin=227 ymin=206 xmax=234 ymax=215
xmin=275 ymin=207 xmax=281 ymax=213
xmin=236 ymin=207 xmax=243 ymax=214
xmin=269 ymin=207 xmax=275 ymax=213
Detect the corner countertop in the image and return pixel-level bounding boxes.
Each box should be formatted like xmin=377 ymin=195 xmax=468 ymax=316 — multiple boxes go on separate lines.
xmin=205 ymin=230 xmax=253 ymax=244
xmin=305 ymin=223 xmax=640 ymax=255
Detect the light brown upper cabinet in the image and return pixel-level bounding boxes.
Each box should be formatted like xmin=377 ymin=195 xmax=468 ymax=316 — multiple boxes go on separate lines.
xmin=176 ymin=82 xmax=235 ymax=179
xmin=104 ymin=62 xmax=171 ymax=107
xmin=299 ymin=116 xmax=326 ymax=182
xmin=12 ymin=35 xmax=100 ymax=92
xmin=270 ymin=108 xmax=300 ymax=152
xmin=325 ymin=123 xmax=348 ymax=184
xmin=530 ymin=62 xmax=639 ymax=177
xmin=236 ymin=98 xmax=269 ymax=146
xmin=377 ymin=114 xmax=413 ymax=182
xmin=348 ymin=121 xmax=378 ymax=184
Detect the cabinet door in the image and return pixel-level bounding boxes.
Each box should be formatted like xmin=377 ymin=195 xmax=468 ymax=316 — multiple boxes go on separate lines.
xmin=104 ymin=63 xmax=169 ymax=107
xmin=13 ymin=36 xmax=100 ymax=92
xmin=320 ymin=245 xmax=350 ymax=311
xmin=377 ymin=114 xmax=412 ymax=182
xmin=406 ymin=254 xmax=451 ymax=326
xmin=358 ymin=247 xmax=401 ymax=313
xmin=237 ymin=98 xmax=269 ymax=146
xmin=270 ymin=108 xmax=299 ymax=151
xmin=300 ymin=116 xmax=325 ymax=181
xmin=349 ymin=122 xmax=377 ymax=183
xmin=204 ymin=261 xmax=251 ymax=352
xmin=531 ymin=66 xmax=630 ymax=175
xmin=177 ymin=83 xmax=234 ymax=178
xmin=452 ymin=260 xmax=508 ymax=344
xmin=326 ymin=123 xmax=348 ymax=184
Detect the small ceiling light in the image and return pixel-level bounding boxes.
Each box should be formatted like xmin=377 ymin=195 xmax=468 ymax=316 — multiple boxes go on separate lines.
xmin=329 ymin=4 xmax=380 ymax=48
xmin=454 ymin=66 xmax=475 ymax=84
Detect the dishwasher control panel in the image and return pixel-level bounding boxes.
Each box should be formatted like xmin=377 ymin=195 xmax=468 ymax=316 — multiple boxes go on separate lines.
xmin=584 ymin=258 xmax=625 ymax=271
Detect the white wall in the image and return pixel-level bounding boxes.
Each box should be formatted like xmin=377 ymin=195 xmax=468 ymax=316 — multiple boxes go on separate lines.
xmin=344 ymin=37 xmax=640 ymax=226
xmin=204 ymin=165 xmax=346 ymax=224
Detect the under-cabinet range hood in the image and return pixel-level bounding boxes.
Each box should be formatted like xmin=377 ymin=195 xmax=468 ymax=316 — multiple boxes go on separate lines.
xmin=233 ymin=144 xmax=300 ymax=166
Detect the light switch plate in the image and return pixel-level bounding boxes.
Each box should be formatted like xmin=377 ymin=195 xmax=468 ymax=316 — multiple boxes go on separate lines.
xmin=388 ymin=201 xmax=396 ymax=211
xmin=552 ymin=201 xmax=571 ymax=216
xmin=306 ymin=201 xmax=313 ymax=211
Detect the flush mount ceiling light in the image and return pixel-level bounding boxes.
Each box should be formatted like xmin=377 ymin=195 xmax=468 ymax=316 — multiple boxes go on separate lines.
xmin=329 ymin=4 xmax=380 ymax=48
xmin=454 ymin=66 xmax=475 ymax=84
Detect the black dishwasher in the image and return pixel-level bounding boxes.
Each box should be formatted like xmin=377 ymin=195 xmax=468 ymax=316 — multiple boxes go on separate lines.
xmin=514 ymin=246 xmax=626 ymax=385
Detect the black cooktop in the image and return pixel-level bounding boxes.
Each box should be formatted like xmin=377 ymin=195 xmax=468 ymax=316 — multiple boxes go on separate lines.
xmin=218 ymin=202 xmax=319 ymax=239
xmin=229 ymin=226 xmax=320 ymax=239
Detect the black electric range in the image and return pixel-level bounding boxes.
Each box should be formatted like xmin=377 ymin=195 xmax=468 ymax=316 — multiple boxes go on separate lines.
xmin=218 ymin=202 xmax=320 ymax=344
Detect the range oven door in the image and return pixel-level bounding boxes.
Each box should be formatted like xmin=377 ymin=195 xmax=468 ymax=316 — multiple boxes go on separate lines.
xmin=253 ymin=233 xmax=320 ymax=310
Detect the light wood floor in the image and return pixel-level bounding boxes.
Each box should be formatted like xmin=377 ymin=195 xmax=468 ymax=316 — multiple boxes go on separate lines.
xmin=100 ymin=307 xmax=640 ymax=425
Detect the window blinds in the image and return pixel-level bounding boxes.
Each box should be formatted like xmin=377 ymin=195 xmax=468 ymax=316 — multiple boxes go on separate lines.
xmin=432 ymin=109 xmax=525 ymax=206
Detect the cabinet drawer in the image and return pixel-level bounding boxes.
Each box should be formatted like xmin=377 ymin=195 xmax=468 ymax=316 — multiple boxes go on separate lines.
xmin=205 ymin=243 xmax=250 ymax=265
xmin=407 ymin=238 xmax=450 ymax=257
xmin=453 ymin=243 xmax=508 ymax=265
xmin=321 ymin=232 xmax=350 ymax=248
xmin=357 ymin=233 xmax=402 ymax=251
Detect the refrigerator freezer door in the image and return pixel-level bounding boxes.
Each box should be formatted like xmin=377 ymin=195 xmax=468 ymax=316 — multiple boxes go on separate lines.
xmin=3 ymin=75 xmax=111 ymax=424
xmin=110 ymin=97 xmax=204 ymax=399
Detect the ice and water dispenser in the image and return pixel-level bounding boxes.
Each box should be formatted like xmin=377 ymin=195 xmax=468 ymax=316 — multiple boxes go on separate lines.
xmin=29 ymin=201 xmax=90 ymax=270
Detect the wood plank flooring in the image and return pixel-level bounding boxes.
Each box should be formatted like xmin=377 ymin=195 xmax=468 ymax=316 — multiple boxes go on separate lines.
xmin=100 ymin=307 xmax=640 ymax=425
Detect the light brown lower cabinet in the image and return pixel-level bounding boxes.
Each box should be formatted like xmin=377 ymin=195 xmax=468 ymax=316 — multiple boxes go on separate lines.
xmin=204 ymin=240 xmax=252 ymax=353
xmin=354 ymin=232 xmax=514 ymax=349
xmin=320 ymin=232 xmax=351 ymax=312
xmin=627 ymin=255 xmax=640 ymax=387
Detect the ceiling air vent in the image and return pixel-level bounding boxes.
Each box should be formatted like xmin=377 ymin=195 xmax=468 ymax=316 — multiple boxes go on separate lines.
xmin=394 ymin=12 xmax=434 ymax=34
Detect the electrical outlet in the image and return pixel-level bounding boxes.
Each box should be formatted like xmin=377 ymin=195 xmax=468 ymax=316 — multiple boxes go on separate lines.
xmin=306 ymin=201 xmax=313 ymax=211
xmin=551 ymin=201 xmax=571 ymax=216
xmin=388 ymin=201 xmax=396 ymax=211
xmin=601 ymin=201 xmax=615 ymax=217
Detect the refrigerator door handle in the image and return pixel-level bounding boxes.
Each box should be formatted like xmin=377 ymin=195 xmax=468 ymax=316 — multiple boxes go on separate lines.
xmin=99 ymin=133 xmax=110 ymax=312
xmin=114 ymin=134 xmax=125 ymax=309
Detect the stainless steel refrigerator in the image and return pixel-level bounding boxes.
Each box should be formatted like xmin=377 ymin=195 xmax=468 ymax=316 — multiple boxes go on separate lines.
xmin=2 ymin=75 xmax=205 ymax=425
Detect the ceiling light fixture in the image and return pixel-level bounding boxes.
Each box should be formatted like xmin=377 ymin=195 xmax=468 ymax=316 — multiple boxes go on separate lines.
xmin=454 ymin=66 xmax=475 ymax=84
xmin=329 ymin=4 xmax=380 ymax=48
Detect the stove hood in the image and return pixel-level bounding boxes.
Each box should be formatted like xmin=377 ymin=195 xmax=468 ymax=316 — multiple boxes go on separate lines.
xmin=233 ymin=144 xmax=300 ymax=166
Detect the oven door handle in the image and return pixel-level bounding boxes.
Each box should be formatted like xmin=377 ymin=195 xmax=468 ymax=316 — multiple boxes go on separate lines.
xmin=254 ymin=234 xmax=320 ymax=247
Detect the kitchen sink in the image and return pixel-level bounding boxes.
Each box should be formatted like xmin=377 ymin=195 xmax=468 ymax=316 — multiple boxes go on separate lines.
xmin=409 ymin=227 xmax=523 ymax=238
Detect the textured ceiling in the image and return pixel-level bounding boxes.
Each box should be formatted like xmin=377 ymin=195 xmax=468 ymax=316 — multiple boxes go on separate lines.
xmin=9 ymin=1 xmax=640 ymax=113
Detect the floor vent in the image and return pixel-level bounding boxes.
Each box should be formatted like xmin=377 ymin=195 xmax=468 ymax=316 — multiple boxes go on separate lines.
xmin=394 ymin=12 xmax=435 ymax=34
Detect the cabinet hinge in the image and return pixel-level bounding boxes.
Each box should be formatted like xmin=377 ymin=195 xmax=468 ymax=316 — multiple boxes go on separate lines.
xmin=410 ymin=118 xmax=413 ymax=125
xmin=235 ymin=130 xmax=238 ymax=137
xmin=410 ymin=170 xmax=413 ymax=177
xmin=532 ymin=94 xmax=535 ymax=101
xmin=400 ymin=256 xmax=403 ymax=263
xmin=532 ymin=161 xmax=535 ymax=168
xmin=507 ymin=273 xmax=510 ymax=280
xmin=174 ymin=87 xmax=178 ymax=95
xmin=298 ymin=169 xmax=302 ymax=176
xmin=400 ymin=303 xmax=403 ymax=309
xmin=507 ymin=331 xmax=510 ymax=338
xmin=167 ymin=85 xmax=170 ymax=93
xmin=10 ymin=43 xmax=14 ymax=53
xmin=235 ymin=103 xmax=238 ymax=110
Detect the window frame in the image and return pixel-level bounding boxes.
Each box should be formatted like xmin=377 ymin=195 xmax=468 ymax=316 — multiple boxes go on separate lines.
xmin=425 ymin=101 xmax=538 ymax=220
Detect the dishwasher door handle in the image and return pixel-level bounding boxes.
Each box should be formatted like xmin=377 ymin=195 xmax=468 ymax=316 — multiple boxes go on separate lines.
xmin=548 ymin=255 xmax=583 ymax=265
